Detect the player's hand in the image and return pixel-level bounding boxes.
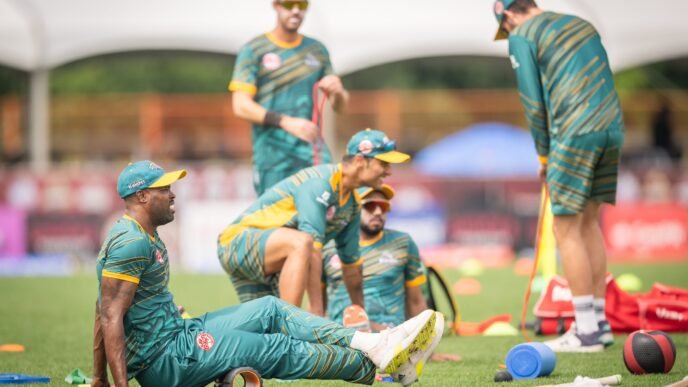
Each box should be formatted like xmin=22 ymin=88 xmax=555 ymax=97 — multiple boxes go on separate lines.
xmin=318 ymin=75 xmax=344 ymax=96
xmin=281 ymin=116 xmax=319 ymax=143
xmin=538 ymin=163 xmax=547 ymax=181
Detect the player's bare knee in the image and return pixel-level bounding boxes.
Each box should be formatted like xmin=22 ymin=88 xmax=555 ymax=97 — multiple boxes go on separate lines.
xmin=291 ymin=233 xmax=314 ymax=254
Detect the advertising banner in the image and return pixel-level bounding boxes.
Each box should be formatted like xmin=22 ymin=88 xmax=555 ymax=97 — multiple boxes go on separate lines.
xmin=602 ymin=203 xmax=688 ymax=261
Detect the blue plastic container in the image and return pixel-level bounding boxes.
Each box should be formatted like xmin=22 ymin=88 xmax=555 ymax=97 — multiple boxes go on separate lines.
xmin=505 ymin=342 xmax=556 ymax=379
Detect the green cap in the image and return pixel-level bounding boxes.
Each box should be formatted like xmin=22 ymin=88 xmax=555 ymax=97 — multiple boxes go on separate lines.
xmin=117 ymin=160 xmax=187 ymax=198
xmin=346 ymin=129 xmax=410 ymax=164
xmin=493 ymin=0 xmax=515 ymax=40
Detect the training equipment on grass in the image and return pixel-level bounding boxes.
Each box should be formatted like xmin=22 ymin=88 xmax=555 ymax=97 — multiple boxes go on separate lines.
xmin=623 ymin=330 xmax=676 ymax=374
xmin=424 ymin=265 xmax=461 ymax=335
xmin=530 ymin=274 xmax=688 ymax=335
xmin=0 ymin=374 xmax=50 ymax=384
xmin=535 ymin=374 xmax=621 ymax=387
xmin=214 ymin=367 xmax=262 ymax=387
xmin=519 ymin=183 xmax=555 ymax=342
xmin=494 ymin=370 xmax=513 ymax=382
xmin=664 ymin=375 xmax=688 ymax=387
xmin=505 ymin=342 xmax=556 ymax=380
xmin=0 ymin=344 xmax=25 ymax=352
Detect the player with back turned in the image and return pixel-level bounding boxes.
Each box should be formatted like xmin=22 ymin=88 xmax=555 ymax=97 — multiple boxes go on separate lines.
xmin=493 ymin=0 xmax=624 ymax=352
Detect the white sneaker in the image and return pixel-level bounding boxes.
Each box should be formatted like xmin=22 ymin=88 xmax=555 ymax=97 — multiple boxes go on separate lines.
xmin=566 ymin=321 xmax=614 ymax=347
xmin=366 ymin=309 xmax=436 ymax=374
xmin=543 ymin=329 xmax=604 ymax=353
xmin=392 ymin=312 xmax=445 ymax=386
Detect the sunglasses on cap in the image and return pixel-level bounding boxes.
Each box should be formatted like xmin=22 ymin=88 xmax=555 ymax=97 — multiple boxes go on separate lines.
xmin=362 ymin=200 xmax=390 ymax=214
xmin=279 ymin=1 xmax=309 ymax=11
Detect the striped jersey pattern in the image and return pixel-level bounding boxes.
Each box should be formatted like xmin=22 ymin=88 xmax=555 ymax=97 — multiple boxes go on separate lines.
xmin=230 ymin=33 xmax=334 ymax=172
xmin=323 ymin=229 xmax=426 ymax=326
xmin=508 ymin=12 xmax=624 ymax=158
xmin=96 ymin=216 xmax=183 ymax=378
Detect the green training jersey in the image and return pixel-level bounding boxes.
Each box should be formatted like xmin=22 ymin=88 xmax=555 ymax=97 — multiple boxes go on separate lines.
xmin=322 ymin=229 xmax=427 ymax=326
xmin=96 ymin=215 xmax=183 ymax=378
xmin=218 ymin=163 xmax=361 ymax=265
xmin=229 ymin=32 xmax=334 ymax=173
xmin=508 ymin=12 xmax=624 ymax=159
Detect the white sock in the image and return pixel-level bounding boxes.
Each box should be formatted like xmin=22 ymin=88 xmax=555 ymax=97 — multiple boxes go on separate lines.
xmin=350 ymin=331 xmax=380 ymax=353
xmin=572 ymin=295 xmax=598 ymax=334
xmin=593 ymin=298 xmax=606 ymax=323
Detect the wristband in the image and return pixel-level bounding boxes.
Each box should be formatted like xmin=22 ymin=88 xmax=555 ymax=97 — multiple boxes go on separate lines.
xmin=263 ymin=110 xmax=283 ymax=128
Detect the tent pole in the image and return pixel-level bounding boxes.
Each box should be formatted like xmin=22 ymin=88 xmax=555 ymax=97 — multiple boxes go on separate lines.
xmin=29 ymin=69 xmax=50 ymax=171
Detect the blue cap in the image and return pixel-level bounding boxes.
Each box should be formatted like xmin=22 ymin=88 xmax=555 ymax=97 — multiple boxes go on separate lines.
xmin=116 ymin=160 xmax=187 ymax=198
xmin=346 ymin=129 xmax=410 ymax=164
xmin=493 ymin=0 xmax=516 ymax=40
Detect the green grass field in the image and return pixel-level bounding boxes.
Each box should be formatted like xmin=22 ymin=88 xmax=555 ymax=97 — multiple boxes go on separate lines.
xmin=1 ymin=262 xmax=687 ymax=386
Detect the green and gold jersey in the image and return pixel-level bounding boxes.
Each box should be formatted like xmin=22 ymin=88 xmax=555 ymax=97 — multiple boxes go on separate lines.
xmin=229 ymin=32 xmax=334 ymax=173
xmin=508 ymin=12 xmax=624 ymax=159
xmin=322 ymin=229 xmax=427 ymax=326
xmin=96 ymin=215 xmax=183 ymax=378
xmin=219 ymin=163 xmax=361 ymax=265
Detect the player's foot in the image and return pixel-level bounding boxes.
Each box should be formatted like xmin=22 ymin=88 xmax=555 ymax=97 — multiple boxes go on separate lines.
xmin=543 ymin=328 xmax=604 ymax=353
xmin=565 ymin=321 xmax=614 ymax=347
xmin=365 ymin=309 xmax=436 ymax=374
xmin=343 ymin=304 xmax=371 ymax=332
xmin=598 ymin=320 xmax=614 ymax=347
xmin=392 ymin=312 xmax=445 ymax=386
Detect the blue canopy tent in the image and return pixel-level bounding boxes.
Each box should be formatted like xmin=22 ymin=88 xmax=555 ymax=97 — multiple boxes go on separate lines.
xmin=414 ymin=122 xmax=540 ymax=178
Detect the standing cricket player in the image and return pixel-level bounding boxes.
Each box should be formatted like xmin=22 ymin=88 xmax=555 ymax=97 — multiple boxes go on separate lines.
xmin=493 ymin=0 xmax=624 ymax=352
xmin=229 ymin=0 xmax=349 ymax=195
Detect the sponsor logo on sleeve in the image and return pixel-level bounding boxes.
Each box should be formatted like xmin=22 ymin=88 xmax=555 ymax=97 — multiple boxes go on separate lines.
xmin=196 ymin=332 xmax=215 ymax=351
xmin=316 ymin=191 xmax=331 ymax=206
xmin=155 ymin=249 xmax=164 ymax=265
xmin=509 ymin=55 xmax=520 ymax=69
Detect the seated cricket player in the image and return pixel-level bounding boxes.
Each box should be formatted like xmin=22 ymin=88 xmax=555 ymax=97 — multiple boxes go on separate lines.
xmin=217 ymin=129 xmax=410 ymax=317
xmin=93 ymin=160 xmax=445 ymax=387
xmin=323 ymin=184 xmax=427 ymax=331
xmin=323 ymin=184 xmax=461 ymax=373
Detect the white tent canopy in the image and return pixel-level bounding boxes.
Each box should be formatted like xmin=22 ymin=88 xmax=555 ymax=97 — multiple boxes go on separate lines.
xmin=2 ymin=0 xmax=687 ymax=73
xmin=1 ymin=0 xmax=687 ymax=169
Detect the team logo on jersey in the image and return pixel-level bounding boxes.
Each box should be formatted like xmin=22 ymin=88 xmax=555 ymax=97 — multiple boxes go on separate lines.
xmin=358 ymin=140 xmax=374 ymax=155
xmin=304 ymin=53 xmax=321 ymax=69
xmin=316 ymin=191 xmax=331 ymax=206
xmin=494 ymin=1 xmax=504 ymax=15
xmin=326 ymin=205 xmax=336 ymax=220
xmin=196 ymin=332 xmax=215 ymax=351
xmin=330 ymin=254 xmax=342 ymax=270
xmin=262 ymin=53 xmax=282 ymax=70
xmin=155 ymin=249 xmax=164 ymax=265
xmin=509 ymin=55 xmax=520 ymax=69
xmin=379 ymin=251 xmax=400 ymax=266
